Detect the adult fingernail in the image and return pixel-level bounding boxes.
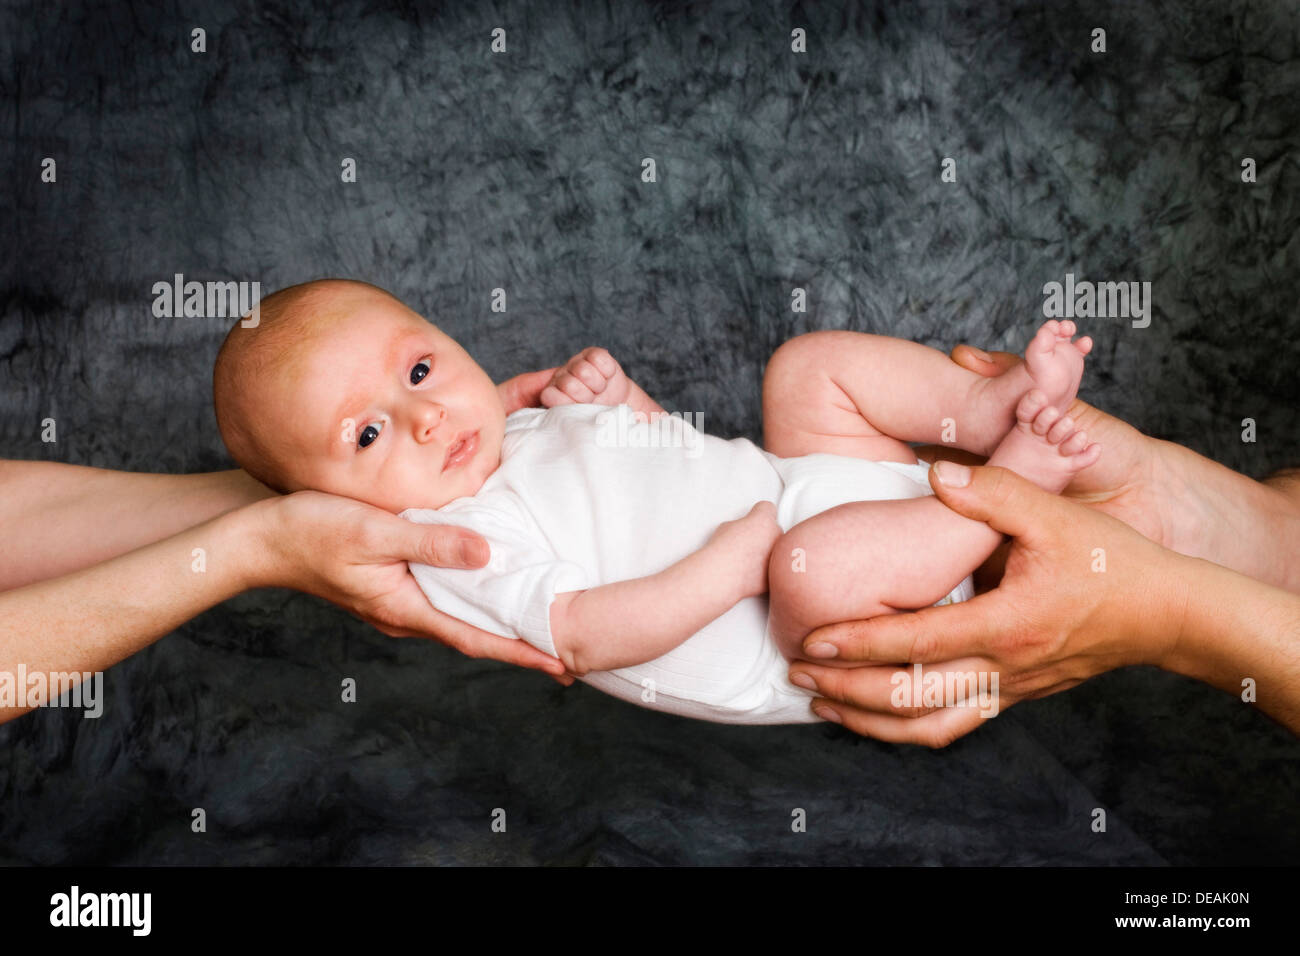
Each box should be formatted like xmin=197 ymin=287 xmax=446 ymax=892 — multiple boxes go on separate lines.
xmin=970 ymin=347 xmax=992 ymax=362
xmin=935 ymin=460 xmax=971 ymax=487
xmin=813 ymin=705 xmax=842 ymax=724
xmin=460 ymin=538 xmax=489 ymax=567
xmin=790 ymin=672 xmax=818 ymax=691
xmin=805 ymin=642 xmax=839 ymax=659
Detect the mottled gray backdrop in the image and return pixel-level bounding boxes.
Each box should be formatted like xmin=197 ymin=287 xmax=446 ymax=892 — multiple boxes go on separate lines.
xmin=2 ymin=0 xmax=1298 ymax=864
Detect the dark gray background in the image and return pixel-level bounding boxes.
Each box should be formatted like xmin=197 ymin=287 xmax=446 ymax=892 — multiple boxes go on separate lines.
xmin=2 ymin=0 xmax=1297 ymax=864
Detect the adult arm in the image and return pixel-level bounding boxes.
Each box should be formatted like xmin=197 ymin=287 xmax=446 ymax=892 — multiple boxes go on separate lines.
xmin=1 ymin=493 xmax=268 ymax=720
xmin=0 ymin=461 xmax=274 ymax=591
xmin=789 ymin=462 xmax=1300 ymax=745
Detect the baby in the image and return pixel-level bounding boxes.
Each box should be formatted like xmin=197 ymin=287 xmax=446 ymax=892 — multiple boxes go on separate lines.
xmin=213 ymin=279 xmax=1098 ymax=724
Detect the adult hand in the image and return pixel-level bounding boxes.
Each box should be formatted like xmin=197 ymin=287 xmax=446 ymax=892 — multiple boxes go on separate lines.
xmin=922 ymin=343 xmax=1171 ymax=556
xmin=498 ymin=368 xmax=561 ymax=414
xmin=789 ymin=462 xmax=1189 ymax=746
xmin=250 ymin=490 xmax=574 ymax=685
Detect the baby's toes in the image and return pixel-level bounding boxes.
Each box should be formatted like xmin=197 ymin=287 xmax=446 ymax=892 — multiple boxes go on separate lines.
xmin=1074 ymin=335 xmax=1093 ymax=356
xmin=1058 ymin=319 xmax=1076 ymax=338
xmin=1073 ymin=440 xmax=1102 ymax=469
xmin=1015 ymin=388 xmax=1048 ymax=423
xmin=1031 ymin=404 xmax=1062 ymax=436
xmin=1046 ymin=414 xmax=1075 ymax=445
xmin=1027 ymin=323 xmax=1055 ymax=357
xmin=1060 ymin=430 xmax=1090 ymax=456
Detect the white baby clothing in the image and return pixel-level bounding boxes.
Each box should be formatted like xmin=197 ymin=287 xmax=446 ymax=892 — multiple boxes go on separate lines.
xmin=403 ymin=403 xmax=974 ymax=725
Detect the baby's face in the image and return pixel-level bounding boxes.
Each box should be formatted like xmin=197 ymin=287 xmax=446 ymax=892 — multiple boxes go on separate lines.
xmin=269 ymin=295 xmax=506 ymax=512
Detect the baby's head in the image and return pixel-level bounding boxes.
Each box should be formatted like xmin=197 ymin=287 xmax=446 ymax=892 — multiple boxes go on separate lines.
xmin=213 ymin=279 xmax=506 ymax=512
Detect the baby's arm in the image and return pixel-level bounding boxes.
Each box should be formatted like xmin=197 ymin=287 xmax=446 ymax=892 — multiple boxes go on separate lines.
xmin=548 ymin=501 xmax=779 ymax=676
xmin=541 ymin=347 xmax=666 ymax=420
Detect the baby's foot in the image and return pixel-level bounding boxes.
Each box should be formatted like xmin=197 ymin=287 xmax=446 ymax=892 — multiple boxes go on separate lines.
xmin=1022 ymin=319 xmax=1092 ymax=413
xmin=984 ymin=388 xmax=1102 ymax=494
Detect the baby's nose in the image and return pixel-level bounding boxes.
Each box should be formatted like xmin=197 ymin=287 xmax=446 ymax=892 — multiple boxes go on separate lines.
xmin=414 ymin=402 xmax=447 ymax=441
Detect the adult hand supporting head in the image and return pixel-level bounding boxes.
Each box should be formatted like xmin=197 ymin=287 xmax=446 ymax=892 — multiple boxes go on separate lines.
xmin=788 ymin=462 xmax=1189 ymax=747
xmin=248 ymin=489 xmax=574 ymax=685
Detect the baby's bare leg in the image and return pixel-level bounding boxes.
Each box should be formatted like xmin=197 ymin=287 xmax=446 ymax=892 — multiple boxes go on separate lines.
xmin=769 ymin=391 xmax=1101 ymax=659
xmin=762 ymin=324 xmax=1091 ymax=462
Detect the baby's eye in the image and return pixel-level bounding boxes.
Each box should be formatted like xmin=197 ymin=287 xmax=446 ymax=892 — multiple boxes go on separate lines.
xmin=358 ymin=421 xmax=383 ymax=448
xmin=410 ymin=359 xmax=431 ymax=385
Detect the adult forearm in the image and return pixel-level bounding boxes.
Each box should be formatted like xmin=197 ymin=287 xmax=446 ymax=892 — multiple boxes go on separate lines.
xmin=1158 ymin=440 xmax=1300 ymax=595
xmin=0 ymin=501 xmax=258 ymax=724
xmin=0 ymin=461 xmax=274 ymax=591
xmin=550 ymin=545 xmax=743 ymax=675
xmin=1161 ymin=554 xmax=1300 ymax=733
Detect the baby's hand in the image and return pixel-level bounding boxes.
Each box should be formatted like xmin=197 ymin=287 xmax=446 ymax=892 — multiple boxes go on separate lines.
xmin=708 ymin=501 xmax=782 ymax=598
xmin=540 ymin=347 xmax=633 ymax=408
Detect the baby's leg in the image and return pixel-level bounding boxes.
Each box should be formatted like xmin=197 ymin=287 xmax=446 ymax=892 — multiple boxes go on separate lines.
xmin=762 ymin=322 xmax=1092 ymax=464
xmin=768 ymin=390 xmax=1101 ymax=660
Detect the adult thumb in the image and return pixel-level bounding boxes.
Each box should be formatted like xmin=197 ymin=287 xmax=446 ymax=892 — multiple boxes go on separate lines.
xmin=929 ymin=461 xmax=1060 ymax=542
xmin=499 ymin=367 xmax=560 ymax=411
xmin=951 ymin=344 xmax=1022 ymax=378
xmin=395 ymin=516 xmax=491 ymax=569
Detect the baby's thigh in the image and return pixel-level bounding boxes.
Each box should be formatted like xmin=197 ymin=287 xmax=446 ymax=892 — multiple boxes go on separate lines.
xmin=767 ymin=491 xmax=968 ymax=661
xmin=766 ymin=501 xmax=896 ymax=662
xmin=762 ymin=331 xmax=915 ymax=463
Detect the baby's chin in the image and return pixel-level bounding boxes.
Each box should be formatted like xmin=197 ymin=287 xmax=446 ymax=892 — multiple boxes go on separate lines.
xmin=399 ymin=491 xmax=467 ymax=512
xmin=371 ymin=485 xmax=466 ymax=513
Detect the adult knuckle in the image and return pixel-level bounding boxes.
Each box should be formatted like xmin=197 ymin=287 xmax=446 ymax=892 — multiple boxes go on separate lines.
xmin=819 ymin=669 xmax=854 ymax=703
xmin=984 ymin=466 xmax=1017 ymax=509
xmin=842 ymin=621 xmax=880 ymax=660
xmin=420 ymin=531 xmax=455 ymax=566
xmin=891 ymin=697 xmax=932 ymax=719
xmin=353 ymin=519 xmax=384 ymax=554
xmin=924 ymin=726 xmax=960 ymax=750
xmin=367 ymin=604 xmax=402 ymax=633
xmin=907 ymin=626 xmax=939 ymax=662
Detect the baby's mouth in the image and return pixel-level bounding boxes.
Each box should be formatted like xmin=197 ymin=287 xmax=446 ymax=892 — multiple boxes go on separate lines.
xmin=442 ymin=430 xmax=479 ymax=472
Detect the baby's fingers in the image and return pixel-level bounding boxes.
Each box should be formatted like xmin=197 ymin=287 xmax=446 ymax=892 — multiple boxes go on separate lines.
xmin=540 ymin=384 xmax=577 ymax=407
xmin=578 ymin=346 xmax=620 ymax=378
xmin=552 ymin=368 xmax=597 ymax=403
xmin=566 ymin=359 xmax=609 ymax=396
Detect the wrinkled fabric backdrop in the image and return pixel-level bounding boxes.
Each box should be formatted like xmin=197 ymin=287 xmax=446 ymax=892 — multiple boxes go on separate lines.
xmin=2 ymin=0 xmax=1298 ymax=865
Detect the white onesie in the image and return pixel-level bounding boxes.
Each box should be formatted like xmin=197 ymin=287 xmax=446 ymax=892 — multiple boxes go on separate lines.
xmin=403 ymin=404 xmax=974 ymax=725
